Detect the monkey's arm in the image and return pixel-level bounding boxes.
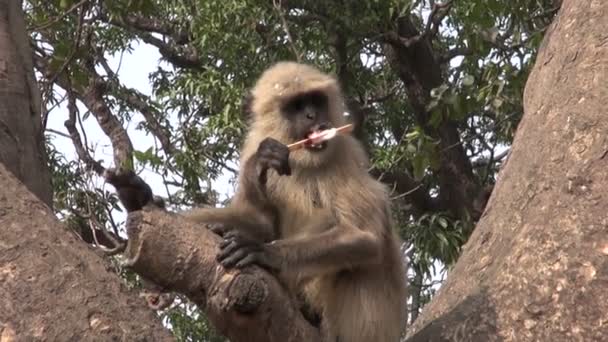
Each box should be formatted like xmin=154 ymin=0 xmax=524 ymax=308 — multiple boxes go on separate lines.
xmin=219 ymin=221 xmax=383 ymax=278
xmin=182 ymin=138 xmax=290 ymax=242
xmin=183 ymin=204 xmax=276 ymax=242
xmin=273 ymin=225 xmax=382 ymax=278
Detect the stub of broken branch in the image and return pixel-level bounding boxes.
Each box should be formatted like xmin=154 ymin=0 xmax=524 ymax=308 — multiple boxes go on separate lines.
xmin=122 ymin=206 xmax=320 ymax=342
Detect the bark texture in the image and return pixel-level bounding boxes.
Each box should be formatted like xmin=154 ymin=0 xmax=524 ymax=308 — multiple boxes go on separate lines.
xmin=0 ymin=164 xmax=173 ymax=341
xmin=0 ymin=0 xmax=52 ymax=206
xmin=0 ymin=2 xmax=172 ymax=339
xmin=406 ymin=1 xmax=608 ymax=341
xmin=123 ymin=207 xmax=320 ymax=342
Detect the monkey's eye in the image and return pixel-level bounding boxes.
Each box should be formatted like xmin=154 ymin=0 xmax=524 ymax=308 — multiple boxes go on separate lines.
xmin=286 ymin=97 xmax=306 ymax=114
xmin=310 ymin=93 xmax=328 ymax=109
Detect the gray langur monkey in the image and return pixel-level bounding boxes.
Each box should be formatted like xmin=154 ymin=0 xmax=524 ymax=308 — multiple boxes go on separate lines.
xmin=184 ymin=61 xmax=407 ymax=342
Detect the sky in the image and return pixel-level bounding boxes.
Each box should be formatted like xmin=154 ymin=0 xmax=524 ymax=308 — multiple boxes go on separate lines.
xmin=46 ymin=41 xmax=236 ymax=215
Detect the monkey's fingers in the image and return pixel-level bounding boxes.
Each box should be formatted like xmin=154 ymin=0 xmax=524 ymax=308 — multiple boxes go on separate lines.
xmin=218 ymin=247 xmax=252 ymax=268
xmin=258 ymin=164 xmax=268 ymax=185
xmin=234 ymin=254 xmax=260 ymax=268
xmin=266 ymin=158 xmax=291 ymax=176
xmin=235 ymin=253 xmax=280 ymax=271
xmin=218 ymin=234 xmax=253 ymax=257
xmin=209 ymin=223 xmax=230 ymax=237
xmin=258 ymin=157 xmax=291 ymax=178
xmin=279 ymin=159 xmax=291 ymax=176
xmin=219 ymin=238 xmax=239 ymax=251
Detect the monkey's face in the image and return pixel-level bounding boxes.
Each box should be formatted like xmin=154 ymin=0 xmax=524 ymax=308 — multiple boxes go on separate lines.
xmin=282 ymin=90 xmax=333 ymax=153
xmin=248 ymin=62 xmax=348 ymax=168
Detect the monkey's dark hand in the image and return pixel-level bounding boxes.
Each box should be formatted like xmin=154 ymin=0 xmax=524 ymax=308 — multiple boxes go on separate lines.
xmin=255 ymin=138 xmax=291 ymax=185
xmin=104 ymin=169 xmax=164 ymax=212
xmin=208 ymin=223 xmax=233 ymax=237
xmin=216 ymin=230 xmax=281 ymax=271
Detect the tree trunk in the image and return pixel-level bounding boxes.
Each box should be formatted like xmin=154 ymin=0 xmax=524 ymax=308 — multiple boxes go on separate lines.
xmin=406 ymin=1 xmax=608 ymax=341
xmin=0 ymin=0 xmax=51 ymax=206
xmin=0 ymin=164 xmax=174 ymax=340
xmin=0 ymin=1 xmax=173 ymax=340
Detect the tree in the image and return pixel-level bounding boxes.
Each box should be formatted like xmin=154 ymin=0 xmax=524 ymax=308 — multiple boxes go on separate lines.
xmin=7 ymin=0 xmax=604 ymax=340
xmin=26 ymin=1 xmax=556 ymax=336
xmin=0 ymin=1 xmax=172 ymax=340
xmin=406 ymin=1 xmax=608 ymax=339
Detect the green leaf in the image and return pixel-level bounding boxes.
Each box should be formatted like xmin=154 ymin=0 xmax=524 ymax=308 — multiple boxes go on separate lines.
xmin=462 ymin=74 xmax=475 ymax=86
xmin=412 ymin=155 xmax=427 ymax=181
xmin=492 ymin=98 xmax=504 ymax=108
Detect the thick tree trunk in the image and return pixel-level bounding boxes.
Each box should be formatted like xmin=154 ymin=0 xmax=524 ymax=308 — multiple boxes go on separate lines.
xmin=0 ymin=2 xmax=173 ymax=340
xmin=0 ymin=0 xmax=51 ymax=206
xmin=0 ymin=164 xmax=173 ymax=340
xmin=406 ymin=1 xmax=608 ymax=341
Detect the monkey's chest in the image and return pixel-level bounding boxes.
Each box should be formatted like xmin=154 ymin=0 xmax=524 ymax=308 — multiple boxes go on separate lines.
xmin=274 ymin=186 xmax=334 ymax=239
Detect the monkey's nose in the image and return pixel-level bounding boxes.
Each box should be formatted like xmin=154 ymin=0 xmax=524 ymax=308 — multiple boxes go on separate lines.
xmin=316 ymin=122 xmax=330 ymax=131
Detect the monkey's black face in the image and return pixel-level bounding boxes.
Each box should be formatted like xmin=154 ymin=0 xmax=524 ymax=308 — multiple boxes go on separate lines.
xmin=282 ymin=90 xmax=332 ymax=152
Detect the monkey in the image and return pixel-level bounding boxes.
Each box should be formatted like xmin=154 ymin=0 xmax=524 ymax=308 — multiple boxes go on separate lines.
xmin=185 ymin=61 xmax=407 ymax=342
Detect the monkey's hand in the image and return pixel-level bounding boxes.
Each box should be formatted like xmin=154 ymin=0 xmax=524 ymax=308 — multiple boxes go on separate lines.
xmin=104 ymin=169 xmax=164 ymax=212
xmin=207 ymin=223 xmax=233 ymax=237
xmin=216 ymin=230 xmax=281 ymax=271
xmin=255 ymin=138 xmax=291 ymax=185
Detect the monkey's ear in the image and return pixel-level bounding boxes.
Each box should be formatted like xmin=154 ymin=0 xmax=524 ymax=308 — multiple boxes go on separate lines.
xmin=241 ymin=91 xmax=254 ymax=119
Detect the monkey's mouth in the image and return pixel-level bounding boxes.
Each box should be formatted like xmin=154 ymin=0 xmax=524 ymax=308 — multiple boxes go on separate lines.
xmin=304 ymin=141 xmax=328 ymax=151
xmin=303 ymin=128 xmax=330 ymax=152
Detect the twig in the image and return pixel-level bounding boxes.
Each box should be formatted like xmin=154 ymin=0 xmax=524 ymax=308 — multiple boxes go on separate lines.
xmin=29 ymin=0 xmax=89 ymax=31
xmin=46 ymin=128 xmax=71 ymax=139
xmin=425 ymin=0 xmax=453 ymax=39
xmin=64 ymin=90 xmax=105 ymax=175
xmin=391 ymin=184 xmax=424 ymax=200
xmin=41 ymin=5 xmax=86 ymax=131
xmin=273 ymin=0 xmax=302 ymax=62
xmin=41 ymin=90 xmax=67 ymax=130
xmin=384 ymin=0 xmax=454 ymax=48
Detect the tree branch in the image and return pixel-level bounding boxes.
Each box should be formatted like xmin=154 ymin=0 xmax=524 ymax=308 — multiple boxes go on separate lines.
xmin=371 ymin=168 xmax=438 ymax=215
xmin=98 ymin=12 xmax=190 ymax=43
xmin=64 ymin=91 xmax=105 ymax=175
xmin=99 ymin=13 xmax=203 ymax=70
xmin=382 ymin=15 xmax=484 ymax=220
xmin=123 ymin=206 xmax=321 ymax=342
xmin=28 ymin=0 xmax=89 ymax=31
xmin=111 ymin=84 xmax=174 ymax=155
xmin=136 ymin=32 xmax=203 ymax=69
xmin=34 ymin=47 xmax=134 ymax=170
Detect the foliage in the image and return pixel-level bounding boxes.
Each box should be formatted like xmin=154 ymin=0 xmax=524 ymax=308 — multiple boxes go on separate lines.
xmin=26 ymin=0 xmax=557 ymax=338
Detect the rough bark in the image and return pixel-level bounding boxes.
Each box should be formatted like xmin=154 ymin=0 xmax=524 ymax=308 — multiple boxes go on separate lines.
xmin=406 ymin=1 xmax=608 ymax=341
xmin=0 ymin=2 xmax=173 ymax=339
xmin=0 ymin=164 xmax=173 ymax=341
xmin=0 ymin=0 xmax=52 ymax=206
xmin=123 ymin=207 xmax=320 ymax=342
